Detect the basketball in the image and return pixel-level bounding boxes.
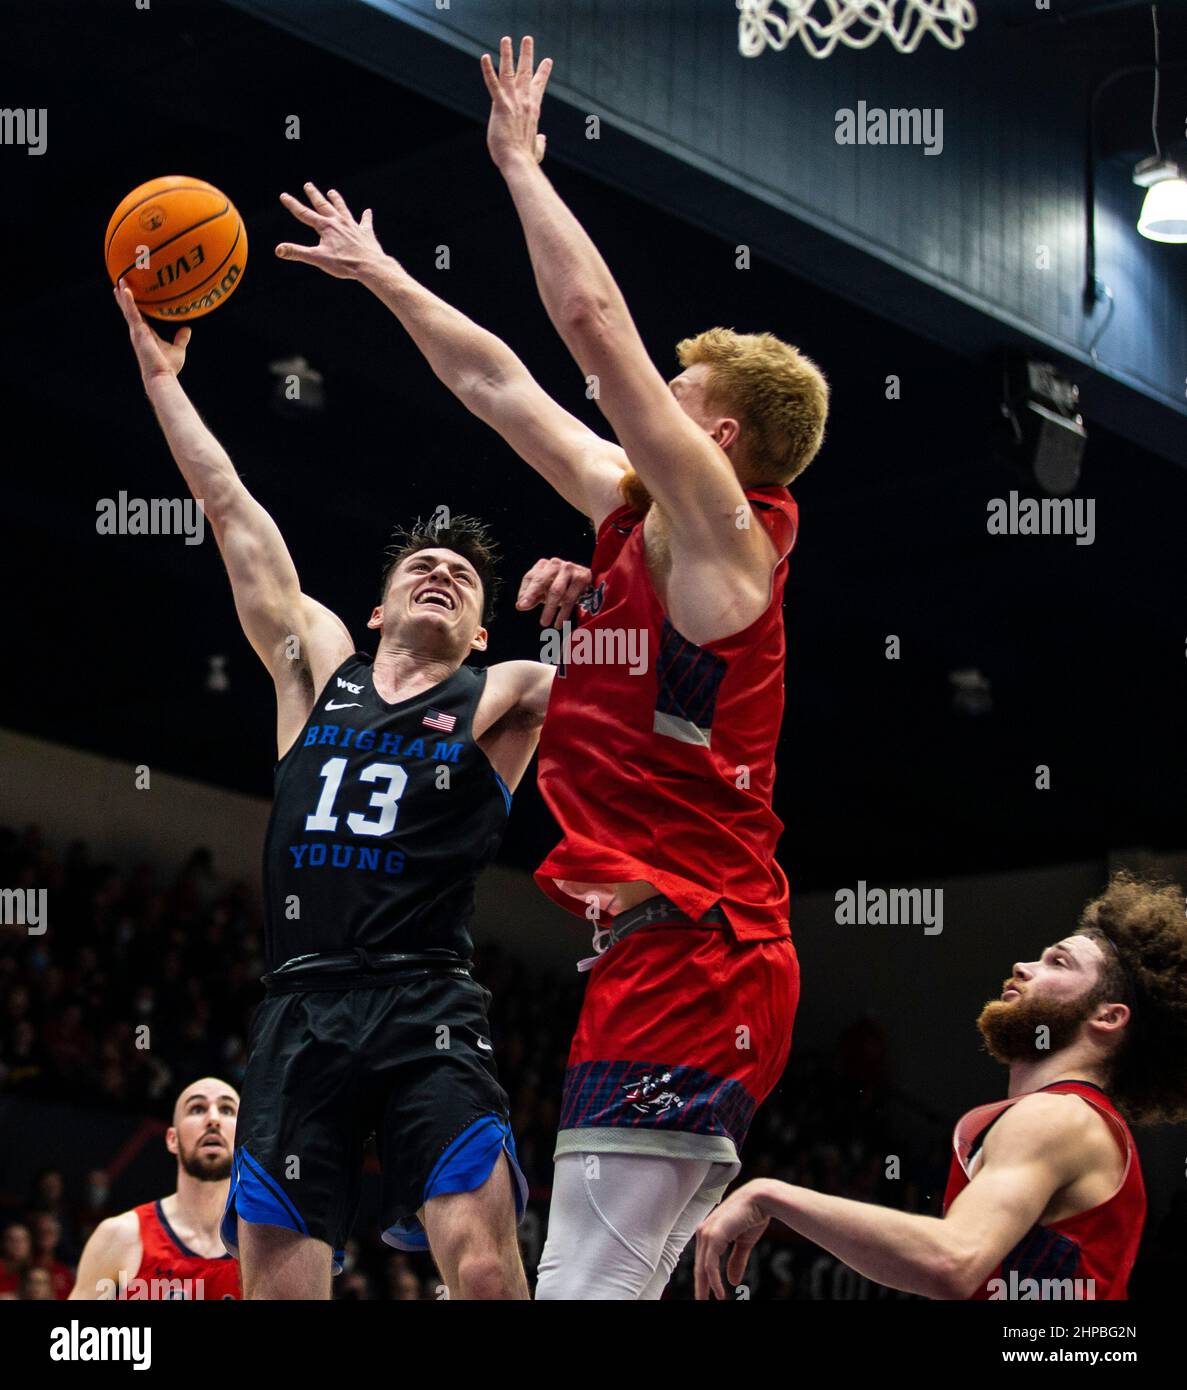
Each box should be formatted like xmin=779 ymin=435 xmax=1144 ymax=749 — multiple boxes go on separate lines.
xmin=104 ymin=175 xmax=247 ymax=321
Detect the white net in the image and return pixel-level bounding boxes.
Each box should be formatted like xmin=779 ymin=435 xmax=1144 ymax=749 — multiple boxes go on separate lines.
xmin=738 ymin=0 xmax=978 ymax=59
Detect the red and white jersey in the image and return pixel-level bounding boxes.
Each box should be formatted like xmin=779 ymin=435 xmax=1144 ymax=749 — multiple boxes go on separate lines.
xmin=942 ymin=1081 xmax=1146 ymax=1300
xmin=535 ymin=486 xmax=798 ymax=941
xmin=131 ymin=1200 xmax=241 ymax=1300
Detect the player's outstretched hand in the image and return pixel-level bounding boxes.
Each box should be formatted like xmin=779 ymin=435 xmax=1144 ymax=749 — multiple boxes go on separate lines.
xmin=114 ymin=279 xmax=191 ymax=382
xmin=480 ymin=35 xmax=552 ymax=170
xmin=694 ymin=1181 xmax=772 ymax=1300
xmin=277 ymin=183 xmax=386 ymax=280
xmin=516 ymin=557 xmax=593 ymax=629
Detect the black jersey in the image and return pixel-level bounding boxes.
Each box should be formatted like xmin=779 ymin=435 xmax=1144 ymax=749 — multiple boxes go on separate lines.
xmin=262 ymin=654 xmax=510 ymax=970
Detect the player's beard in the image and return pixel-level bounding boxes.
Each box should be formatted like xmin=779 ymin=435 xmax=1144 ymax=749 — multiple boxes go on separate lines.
xmin=618 ymin=468 xmax=653 ymax=514
xmin=976 ymin=986 xmax=1102 ymax=1064
xmin=178 ymin=1138 xmax=232 ymax=1182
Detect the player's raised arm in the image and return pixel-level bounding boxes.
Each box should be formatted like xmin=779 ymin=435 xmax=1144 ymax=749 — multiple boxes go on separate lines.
xmin=114 ymin=282 xmax=352 ymax=748
xmin=482 ymin=38 xmax=769 ymax=573
xmin=276 ymin=184 xmax=628 ymax=528
xmin=694 ymin=1091 xmax=1099 ymax=1300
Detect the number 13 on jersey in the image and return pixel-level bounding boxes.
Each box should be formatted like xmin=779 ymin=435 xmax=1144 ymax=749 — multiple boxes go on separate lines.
xmin=304 ymin=758 xmax=409 ymax=837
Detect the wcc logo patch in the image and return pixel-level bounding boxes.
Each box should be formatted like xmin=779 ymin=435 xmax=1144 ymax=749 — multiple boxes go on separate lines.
xmin=622 ymin=1071 xmax=684 ymax=1115
xmin=578 ymin=580 xmax=605 ymax=618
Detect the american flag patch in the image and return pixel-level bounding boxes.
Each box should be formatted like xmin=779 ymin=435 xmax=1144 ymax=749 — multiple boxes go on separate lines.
xmin=423 ymin=710 xmax=456 ymax=732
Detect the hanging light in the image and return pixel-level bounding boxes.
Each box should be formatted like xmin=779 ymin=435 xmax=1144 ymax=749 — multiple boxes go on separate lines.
xmin=1134 ymin=158 xmax=1187 ymax=244
xmin=1132 ymin=9 xmax=1186 ymax=244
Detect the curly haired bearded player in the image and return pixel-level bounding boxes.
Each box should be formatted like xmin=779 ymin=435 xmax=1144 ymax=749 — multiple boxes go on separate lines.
xmin=696 ymin=873 xmax=1187 ymax=1300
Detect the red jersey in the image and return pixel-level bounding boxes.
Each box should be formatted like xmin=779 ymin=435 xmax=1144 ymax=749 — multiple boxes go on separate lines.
xmin=942 ymin=1081 xmax=1146 ymax=1300
xmin=535 ymin=486 xmax=798 ymax=941
xmin=130 ymin=1200 xmax=241 ymax=1300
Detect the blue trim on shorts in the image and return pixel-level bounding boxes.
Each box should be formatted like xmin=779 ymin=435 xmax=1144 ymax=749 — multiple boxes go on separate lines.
xmin=381 ymin=1115 xmax=528 ymax=1253
xmin=222 ymin=1146 xmax=346 ymax=1274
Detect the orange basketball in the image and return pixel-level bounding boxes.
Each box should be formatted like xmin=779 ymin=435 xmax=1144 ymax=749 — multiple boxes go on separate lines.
xmin=104 ymin=176 xmax=248 ymax=321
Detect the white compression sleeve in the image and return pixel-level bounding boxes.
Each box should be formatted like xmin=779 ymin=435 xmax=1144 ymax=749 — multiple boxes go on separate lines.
xmin=534 ymin=1151 xmax=732 ymax=1300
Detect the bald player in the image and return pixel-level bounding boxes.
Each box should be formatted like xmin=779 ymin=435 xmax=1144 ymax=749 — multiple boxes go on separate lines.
xmin=71 ymin=1077 xmax=241 ymax=1300
xmin=696 ymin=873 xmax=1187 ymax=1301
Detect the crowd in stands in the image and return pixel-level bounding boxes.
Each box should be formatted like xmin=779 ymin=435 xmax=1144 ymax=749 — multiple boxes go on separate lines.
xmin=3 ymin=823 xmax=1180 ymax=1299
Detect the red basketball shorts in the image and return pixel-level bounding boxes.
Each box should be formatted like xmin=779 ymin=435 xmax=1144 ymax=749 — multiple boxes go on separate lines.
xmin=555 ymin=925 xmax=800 ymax=1165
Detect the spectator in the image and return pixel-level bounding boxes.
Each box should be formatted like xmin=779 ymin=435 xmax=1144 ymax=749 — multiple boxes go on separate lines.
xmin=75 ymin=1169 xmax=114 ymax=1250
xmin=0 ymin=1223 xmax=31 ymax=1297
xmin=386 ymin=1256 xmax=425 ymax=1301
xmin=336 ymin=1271 xmax=372 ymax=1300
xmin=27 ymin=1168 xmax=78 ymax=1262
xmin=2 ymin=1018 xmax=43 ymax=1093
xmin=21 ymin=1266 xmax=56 ymax=1301
xmin=29 ymin=1212 xmax=73 ymax=1299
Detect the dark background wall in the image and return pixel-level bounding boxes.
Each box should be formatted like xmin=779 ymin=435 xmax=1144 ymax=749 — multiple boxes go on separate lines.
xmin=230 ymin=0 xmax=1187 ymax=461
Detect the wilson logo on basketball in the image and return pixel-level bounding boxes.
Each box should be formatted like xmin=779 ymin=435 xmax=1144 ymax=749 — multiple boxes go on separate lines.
xmin=157 ymin=262 xmax=243 ymax=320
xmin=138 ymin=205 xmax=166 ymax=231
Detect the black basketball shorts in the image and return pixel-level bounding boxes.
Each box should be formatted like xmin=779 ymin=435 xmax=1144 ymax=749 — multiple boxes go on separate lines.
xmin=220 ymin=969 xmax=527 ymax=1268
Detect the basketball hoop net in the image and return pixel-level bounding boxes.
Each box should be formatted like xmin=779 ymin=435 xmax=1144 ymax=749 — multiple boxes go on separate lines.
xmin=738 ymin=0 xmax=977 ymax=59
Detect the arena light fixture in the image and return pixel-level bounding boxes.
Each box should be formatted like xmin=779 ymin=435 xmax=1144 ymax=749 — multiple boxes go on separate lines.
xmin=1134 ymin=156 xmax=1187 ymax=243
xmin=1132 ymin=9 xmax=1187 ymax=244
xmin=999 ymin=356 xmax=1087 ymax=499
xmin=1083 ymin=7 xmax=1185 ymax=319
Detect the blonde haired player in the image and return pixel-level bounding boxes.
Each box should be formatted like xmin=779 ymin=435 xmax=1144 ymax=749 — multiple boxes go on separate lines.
xmin=276 ymin=36 xmax=828 ymax=1298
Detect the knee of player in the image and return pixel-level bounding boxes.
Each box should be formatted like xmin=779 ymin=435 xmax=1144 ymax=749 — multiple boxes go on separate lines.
xmin=454 ymin=1247 xmax=516 ymax=1299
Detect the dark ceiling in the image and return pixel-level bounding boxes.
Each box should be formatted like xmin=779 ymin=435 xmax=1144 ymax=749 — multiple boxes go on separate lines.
xmin=2 ymin=0 xmax=1185 ymax=891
